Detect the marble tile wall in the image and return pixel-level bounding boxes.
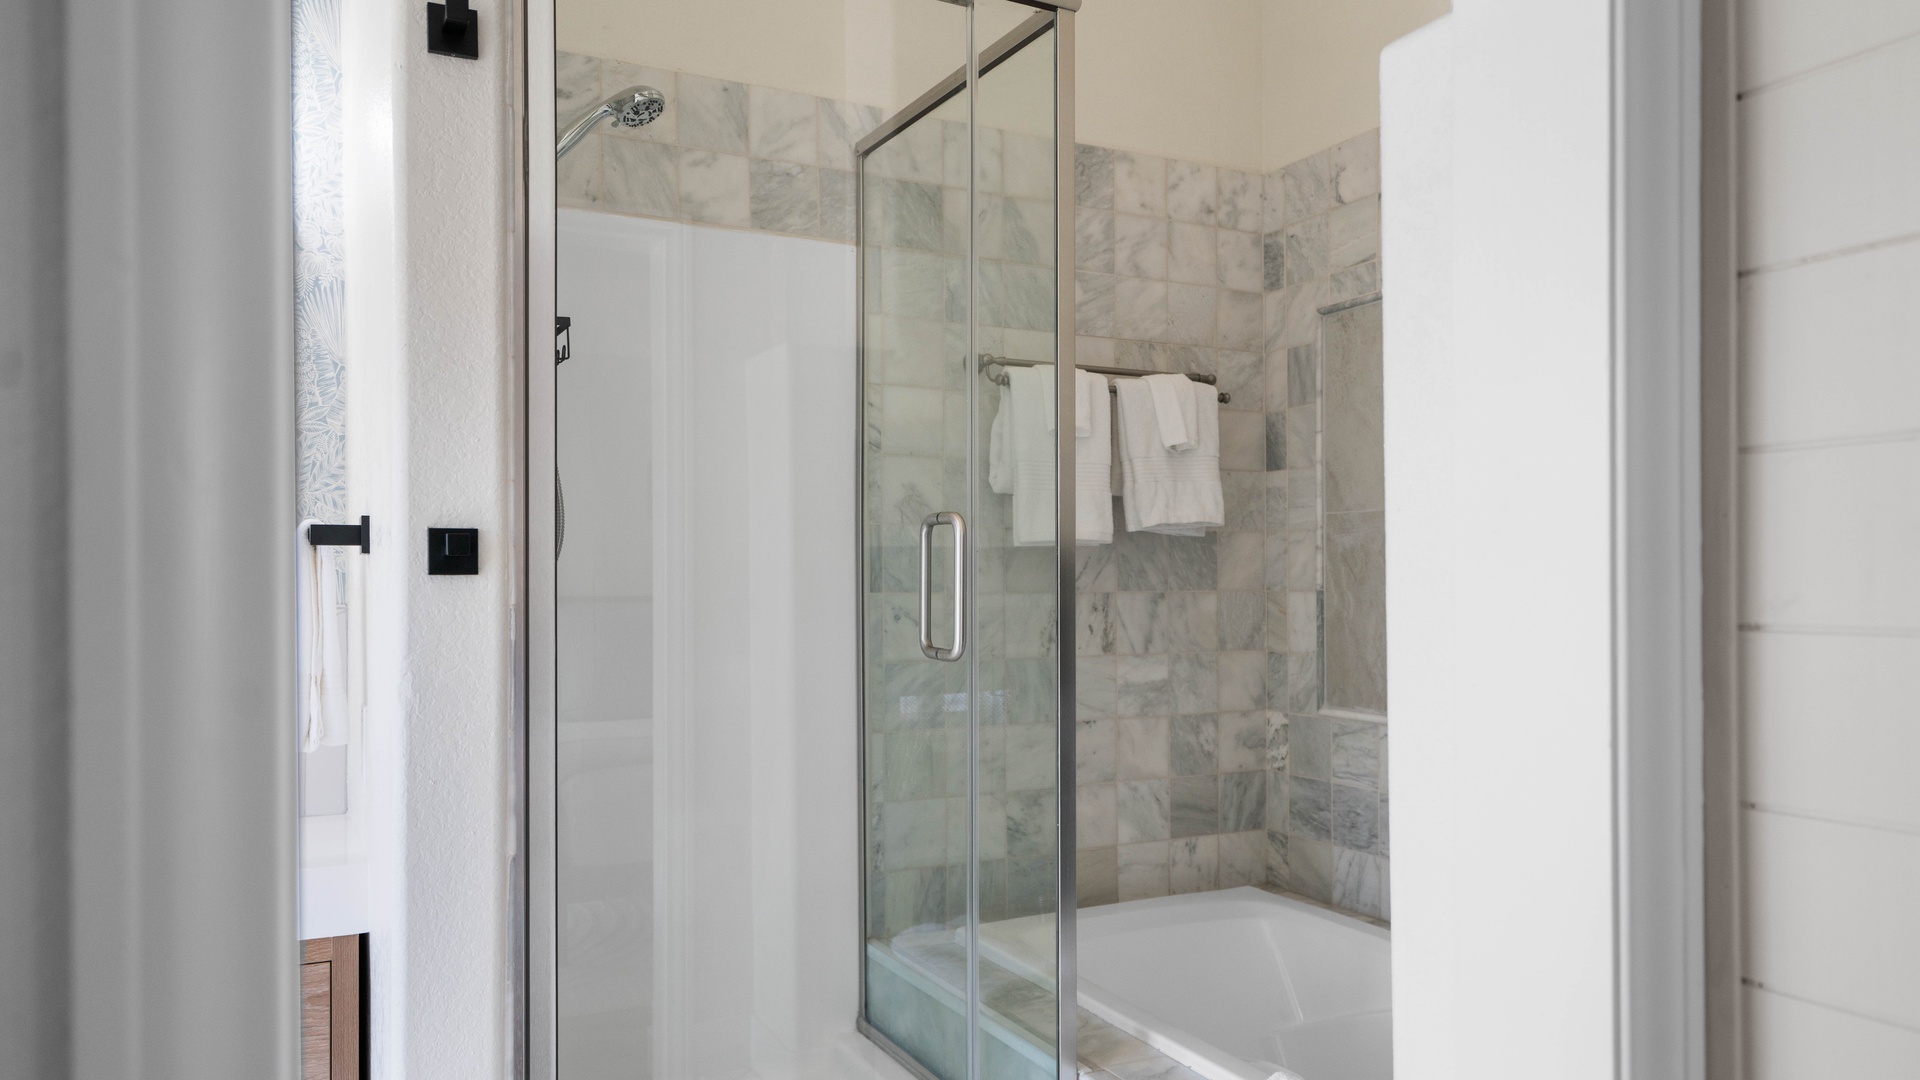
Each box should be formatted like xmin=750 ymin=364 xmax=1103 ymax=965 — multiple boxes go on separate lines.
xmin=558 ymin=52 xmax=878 ymax=241
xmin=560 ymin=49 xmax=1391 ymax=926
xmin=1069 ymin=145 xmax=1277 ymax=908
xmin=1258 ymin=132 xmax=1390 ymax=923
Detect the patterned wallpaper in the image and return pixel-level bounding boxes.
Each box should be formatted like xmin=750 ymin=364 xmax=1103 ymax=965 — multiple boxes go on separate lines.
xmin=293 ymin=0 xmax=347 ymax=522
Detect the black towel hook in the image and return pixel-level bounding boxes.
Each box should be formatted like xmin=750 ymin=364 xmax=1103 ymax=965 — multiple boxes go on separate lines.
xmin=307 ymin=515 xmax=371 ymax=555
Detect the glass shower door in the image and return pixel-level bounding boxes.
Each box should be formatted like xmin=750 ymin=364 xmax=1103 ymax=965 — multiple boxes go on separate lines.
xmin=858 ymin=6 xmax=1076 ymax=1080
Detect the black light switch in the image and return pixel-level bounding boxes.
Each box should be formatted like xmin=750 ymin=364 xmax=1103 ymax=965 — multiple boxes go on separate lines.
xmin=428 ymin=527 xmax=480 ymax=575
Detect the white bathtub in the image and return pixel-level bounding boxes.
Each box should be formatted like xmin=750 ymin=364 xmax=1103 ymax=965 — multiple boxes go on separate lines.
xmin=981 ymin=887 xmax=1391 ymax=1080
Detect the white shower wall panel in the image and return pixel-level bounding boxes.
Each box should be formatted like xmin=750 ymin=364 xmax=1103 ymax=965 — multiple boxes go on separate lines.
xmin=555 ymin=210 xmax=862 ymax=1080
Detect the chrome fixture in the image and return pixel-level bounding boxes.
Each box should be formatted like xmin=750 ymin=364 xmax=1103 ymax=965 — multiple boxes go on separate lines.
xmin=556 ymin=85 xmax=667 ymax=159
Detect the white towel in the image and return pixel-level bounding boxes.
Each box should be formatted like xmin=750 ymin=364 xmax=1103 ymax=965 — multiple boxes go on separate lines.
xmin=989 ymin=387 xmax=1014 ymax=495
xmin=1145 ymin=371 xmax=1200 ymax=452
xmin=1075 ymin=369 xmax=1114 ymax=546
xmin=1115 ymin=377 xmax=1225 ymax=534
xmin=1007 ymin=367 xmax=1057 ymax=546
xmin=296 ymin=520 xmax=351 ymax=751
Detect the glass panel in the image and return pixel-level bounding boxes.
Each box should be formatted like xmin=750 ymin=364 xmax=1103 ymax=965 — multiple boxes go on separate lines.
xmin=858 ymin=9 xmax=1067 ymax=1080
xmin=859 ymin=41 xmax=978 ymax=1080
xmin=969 ymin=8 xmax=1063 ymax=1080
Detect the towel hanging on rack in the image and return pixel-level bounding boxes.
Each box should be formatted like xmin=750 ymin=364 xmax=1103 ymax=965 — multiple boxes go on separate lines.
xmin=296 ymin=519 xmax=351 ymax=751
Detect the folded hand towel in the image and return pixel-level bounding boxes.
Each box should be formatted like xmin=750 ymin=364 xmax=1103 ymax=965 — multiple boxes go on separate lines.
xmin=296 ymin=520 xmax=351 ymax=751
xmin=1145 ymin=371 xmax=1200 ymax=452
xmin=1116 ymin=376 xmax=1225 ymax=534
xmin=1076 ymin=369 xmax=1114 ymax=545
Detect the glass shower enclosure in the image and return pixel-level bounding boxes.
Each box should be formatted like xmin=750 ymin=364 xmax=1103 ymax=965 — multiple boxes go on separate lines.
xmin=856 ymin=7 xmax=1078 ymax=1080
xmin=528 ymin=4 xmax=1081 ymax=1080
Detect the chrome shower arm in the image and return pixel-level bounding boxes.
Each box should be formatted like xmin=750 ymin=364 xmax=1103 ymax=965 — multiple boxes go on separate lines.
xmin=556 ymin=103 xmax=614 ymax=160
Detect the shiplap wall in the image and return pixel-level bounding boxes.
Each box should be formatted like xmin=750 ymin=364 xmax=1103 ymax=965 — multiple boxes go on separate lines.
xmin=1736 ymin=1 xmax=1920 ymax=1072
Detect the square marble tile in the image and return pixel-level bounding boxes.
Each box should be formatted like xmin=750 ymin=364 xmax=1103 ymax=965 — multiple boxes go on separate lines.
xmin=1218 ymin=229 xmax=1263 ymax=292
xmin=1168 ymin=223 xmax=1217 ymax=286
xmin=1220 ymin=410 xmax=1266 ymax=472
xmin=1281 ymin=150 xmax=1333 ymax=223
xmin=816 ymin=168 xmax=855 ymax=242
xmin=1077 ymin=208 xmax=1116 ymax=273
xmin=1333 ymin=847 xmax=1388 ymax=919
xmin=1287 ymin=776 xmax=1331 ymax=843
xmin=1330 ymin=129 xmax=1381 ymax=205
xmin=819 ymin=100 xmax=882 ymax=171
xmin=1217 ymin=168 xmax=1261 ymax=233
xmin=1116 ymin=717 xmax=1170 ymax=780
xmin=1328 ymin=196 xmax=1380 ymax=272
xmin=1167 ymin=160 xmax=1217 ymax=225
xmin=1076 ymin=143 xmax=1114 ymax=210
xmin=1218 ymin=830 xmax=1266 ymax=887
xmin=1216 ymin=711 xmax=1268 ymax=772
xmin=557 ymin=135 xmax=605 ymax=209
xmin=1114 ymin=214 xmax=1169 ymax=280
xmin=1169 ymin=775 xmax=1219 ymax=838
xmin=679 ymin=149 xmax=750 ymax=227
xmin=1217 ymin=651 xmax=1267 ymax=712
xmin=1283 ymin=216 xmax=1329 ymax=287
xmin=1078 ymin=781 xmax=1118 ymax=848
xmin=1166 ymin=284 xmax=1216 ymax=347
xmin=1288 ymin=834 xmax=1334 ymax=902
xmin=750 ymin=159 xmax=819 ymax=233
xmin=556 ymin=51 xmax=602 ymax=126
xmin=1169 ymin=835 xmax=1218 ymax=893
xmin=748 ymin=85 xmax=818 ymax=164
xmin=1116 ymin=654 xmax=1173 ymax=716
xmin=1262 ymin=169 xmax=1287 ymax=233
xmin=1077 ymin=272 xmax=1116 ymax=337
xmin=1331 ymin=782 xmax=1380 ymax=853
xmin=1219 ymin=770 xmax=1266 ymax=832
xmin=1078 ymin=719 xmax=1117 ymax=785
xmin=1218 ymin=290 xmax=1262 ymax=353
xmin=1114 ymin=151 xmax=1167 ymax=217
xmin=1170 ymin=714 xmax=1218 ymax=775
xmin=1289 ymin=713 xmax=1331 ymax=780
xmin=1117 ymin=781 xmax=1171 ymax=844
xmin=1115 ymin=278 xmax=1170 ymax=342
xmin=1118 ymin=840 xmax=1171 ymax=900
xmin=677 ymin=73 xmax=748 ymax=154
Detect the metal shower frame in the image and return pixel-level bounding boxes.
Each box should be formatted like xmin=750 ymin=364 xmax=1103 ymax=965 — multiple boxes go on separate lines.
xmin=520 ymin=2 xmax=1082 ymax=1079
xmin=851 ymin=6 xmax=1080 ymax=1080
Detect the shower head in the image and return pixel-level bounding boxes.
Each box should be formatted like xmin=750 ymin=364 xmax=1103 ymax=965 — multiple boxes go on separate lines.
xmin=609 ymin=86 xmax=667 ymax=128
xmin=557 ymin=85 xmax=668 ymax=160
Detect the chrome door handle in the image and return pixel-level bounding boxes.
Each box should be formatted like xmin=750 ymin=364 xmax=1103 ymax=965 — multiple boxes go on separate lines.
xmin=918 ymin=511 xmax=967 ymax=662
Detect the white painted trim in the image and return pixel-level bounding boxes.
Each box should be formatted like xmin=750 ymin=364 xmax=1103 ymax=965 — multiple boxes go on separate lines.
xmin=1383 ymin=3 xmax=1707 ymax=1075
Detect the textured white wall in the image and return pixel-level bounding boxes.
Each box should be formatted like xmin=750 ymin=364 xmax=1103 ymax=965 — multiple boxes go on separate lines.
xmin=344 ymin=0 xmax=519 ymax=1074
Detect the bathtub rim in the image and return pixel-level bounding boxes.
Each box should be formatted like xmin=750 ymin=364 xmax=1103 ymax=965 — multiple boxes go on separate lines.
xmin=978 ymin=886 xmax=1391 ymax=1080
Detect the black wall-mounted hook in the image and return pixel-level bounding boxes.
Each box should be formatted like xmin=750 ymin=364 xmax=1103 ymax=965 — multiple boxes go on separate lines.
xmin=556 ymin=316 xmax=571 ymax=364
xmin=308 ymin=515 xmax=371 ymax=554
xmin=427 ymin=0 xmax=479 ymax=59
